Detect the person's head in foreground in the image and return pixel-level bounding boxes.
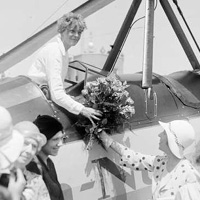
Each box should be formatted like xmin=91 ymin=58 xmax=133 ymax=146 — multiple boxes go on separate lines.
xmin=14 ymin=121 xmax=46 ymax=169
xmin=33 ymin=115 xmax=64 ymax=157
xmin=0 ymin=106 xmax=24 ymax=171
xmin=57 ymin=12 xmax=86 ymax=49
xmin=158 ymin=119 xmax=196 ymax=159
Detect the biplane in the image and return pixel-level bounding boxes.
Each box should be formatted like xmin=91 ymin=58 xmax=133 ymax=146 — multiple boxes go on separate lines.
xmin=0 ymin=0 xmax=200 ymax=199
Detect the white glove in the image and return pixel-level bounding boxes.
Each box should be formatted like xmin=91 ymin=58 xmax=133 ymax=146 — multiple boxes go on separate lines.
xmin=99 ymin=131 xmax=113 ymax=149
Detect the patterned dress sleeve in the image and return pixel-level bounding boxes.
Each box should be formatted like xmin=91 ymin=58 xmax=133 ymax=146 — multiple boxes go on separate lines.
xmin=23 ymin=170 xmax=50 ymax=200
xmin=118 ymin=145 xmax=156 ymax=172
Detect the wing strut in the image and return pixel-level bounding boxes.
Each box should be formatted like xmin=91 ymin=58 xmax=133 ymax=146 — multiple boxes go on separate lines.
xmin=102 ymin=0 xmax=142 ymax=74
xmin=160 ymin=0 xmax=200 ymax=70
xmin=0 ymin=0 xmax=116 ymax=73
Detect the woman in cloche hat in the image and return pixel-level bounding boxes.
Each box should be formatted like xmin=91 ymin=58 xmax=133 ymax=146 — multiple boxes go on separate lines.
xmin=14 ymin=121 xmax=50 ymax=200
xmin=99 ymin=119 xmax=200 ymax=200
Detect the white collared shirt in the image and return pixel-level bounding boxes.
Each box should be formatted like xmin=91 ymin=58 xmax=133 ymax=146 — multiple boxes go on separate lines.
xmin=28 ymin=36 xmax=84 ymax=115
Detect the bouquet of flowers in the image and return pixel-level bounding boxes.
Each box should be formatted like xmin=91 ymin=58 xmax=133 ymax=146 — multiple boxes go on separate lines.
xmin=75 ymin=75 xmax=135 ymax=150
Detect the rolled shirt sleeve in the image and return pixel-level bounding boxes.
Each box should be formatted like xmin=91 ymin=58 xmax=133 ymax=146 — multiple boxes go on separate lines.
xmin=28 ymin=36 xmax=85 ymax=115
xmin=45 ymin=48 xmax=84 ymax=115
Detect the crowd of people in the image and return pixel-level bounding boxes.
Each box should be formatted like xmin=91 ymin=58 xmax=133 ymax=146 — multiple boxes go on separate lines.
xmin=0 ymin=11 xmax=102 ymax=200
xmin=1 ymin=109 xmax=200 ymax=200
xmin=0 ymin=11 xmax=103 ymax=200
xmin=0 ymin=106 xmax=64 ymax=200
xmin=1 ymin=11 xmax=200 ymax=200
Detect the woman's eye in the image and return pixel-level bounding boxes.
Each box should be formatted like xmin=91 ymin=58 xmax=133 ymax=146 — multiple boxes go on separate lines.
xmin=24 ymin=141 xmax=30 ymax=146
xmin=70 ymin=30 xmax=75 ymax=34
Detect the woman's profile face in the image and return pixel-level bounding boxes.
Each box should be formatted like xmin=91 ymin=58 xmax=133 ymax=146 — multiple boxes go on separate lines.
xmin=158 ymin=131 xmax=169 ymax=153
xmin=42 ymin=131 xmax=64 ymax=157
xmin=15 ymin=138 xmax=38 ymax=168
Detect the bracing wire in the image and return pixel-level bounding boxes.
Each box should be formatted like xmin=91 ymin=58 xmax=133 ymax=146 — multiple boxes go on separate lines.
xmin=109 ymin=0 xmax=158 ymax=74
xmin=30 ymin=0 xmax=69 ymax=36
xmin=172 ymin=0 xmax=200 ymax=53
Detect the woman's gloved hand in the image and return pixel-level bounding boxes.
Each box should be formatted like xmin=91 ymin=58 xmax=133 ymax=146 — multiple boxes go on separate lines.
xmin=99 ymin=131 xmax=113 ymax=149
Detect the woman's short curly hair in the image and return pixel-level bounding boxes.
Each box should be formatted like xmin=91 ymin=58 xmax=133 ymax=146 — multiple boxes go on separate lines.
xmin=57 ymin=12 xmax=87 ymax=34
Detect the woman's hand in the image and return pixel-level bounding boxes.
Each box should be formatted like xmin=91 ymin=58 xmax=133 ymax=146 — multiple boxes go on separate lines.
xmin=80 ymin=107 xmax=102 ymax=121
xmin=8 ymin=168 xmax=26 ymax=200
xmin=0 ymin=185 xmax=12 ymax=200
xmin=99 ymin=131 xmax=113 ymax=149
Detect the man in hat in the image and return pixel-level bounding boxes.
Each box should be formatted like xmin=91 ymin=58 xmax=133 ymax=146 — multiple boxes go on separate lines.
xmin=99 ymin=119 xmax=200 ymax=200
xmin=0 ymin=106 xmax=26 ymax=200
xmin=26 ymin=115 xmax=65 ymax=200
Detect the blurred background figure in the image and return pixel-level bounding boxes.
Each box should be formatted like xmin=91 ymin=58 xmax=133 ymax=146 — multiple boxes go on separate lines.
xmin=0 ymin=106 xmax=25 ymax=200
xmin=14 ymin=121 xmax=50 ymax=200
xmin=0 ymin=106 xmax=24 ymax=172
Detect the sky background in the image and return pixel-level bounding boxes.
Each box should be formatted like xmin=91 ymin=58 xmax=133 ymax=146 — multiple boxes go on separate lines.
xmin=0 ymin=0 xmax=200 ymax=76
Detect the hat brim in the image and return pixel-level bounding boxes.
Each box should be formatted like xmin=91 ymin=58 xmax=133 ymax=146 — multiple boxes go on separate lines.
xmin=25 ymin=133 xmax=47 ymax=151
xmin=0 ymin=129 xmax=24 ymax=169
xmin=159 ymin=121 xmax=183 ymax=159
